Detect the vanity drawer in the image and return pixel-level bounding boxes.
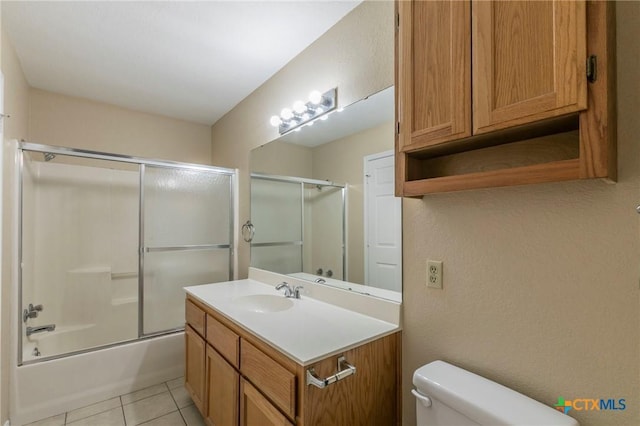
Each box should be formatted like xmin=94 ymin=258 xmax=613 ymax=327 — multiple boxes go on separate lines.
xmin=185 ymin=299 xmax=206 ymax=337
xmin=207 ymin=314 xmax=240 ymax=368
xmin=240 ymin=339 xmax=296 ymax=420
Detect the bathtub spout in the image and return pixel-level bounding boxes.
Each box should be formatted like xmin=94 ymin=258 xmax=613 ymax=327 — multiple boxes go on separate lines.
xmin=26 ymin=324 xmax=56 ymax=337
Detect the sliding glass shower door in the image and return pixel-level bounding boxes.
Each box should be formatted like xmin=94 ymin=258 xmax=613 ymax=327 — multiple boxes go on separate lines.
xmin=18 ymin=143 xmax=236 ymax=364
xmin=249 ymin=173 xmax=346 ymax=279
xmin=250 ymin=177 xmax=303 ymax=274
xmin=141 ymin=165 xmax=233 ymax=335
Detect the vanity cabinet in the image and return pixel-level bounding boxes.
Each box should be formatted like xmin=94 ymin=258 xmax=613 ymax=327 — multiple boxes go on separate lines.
xmin=241 ymin=378 xmax=293 ymax=426
xmin=396 ymin=0 xmax=616 ymax=195
xmin=206 ymin=345 xmax=239 ymax=426
xmin=185 ymin=298 xmax=207 ymax=413
xmin=184 ymin=295 xmax=400 ymax=426
xmin=184 ymin=325 xmax=206 ymax=413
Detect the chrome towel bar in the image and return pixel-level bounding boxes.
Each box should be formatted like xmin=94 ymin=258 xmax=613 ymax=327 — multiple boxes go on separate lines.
xmin=306 ymin=356 xmax=356 ymax=389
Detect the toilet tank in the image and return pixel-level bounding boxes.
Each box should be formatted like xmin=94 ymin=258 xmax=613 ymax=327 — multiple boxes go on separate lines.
xmin=413 ymin=361 xmax=579 ymax=426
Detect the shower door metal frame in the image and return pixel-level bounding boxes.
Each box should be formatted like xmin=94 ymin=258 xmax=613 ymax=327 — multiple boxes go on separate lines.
xmin=139 ymin=162 xmax=236 ymax=338
xmin=249 ymin=172 xmax=347 ymax=279
xmin=16 ymin=142 xmax=236 ymax=365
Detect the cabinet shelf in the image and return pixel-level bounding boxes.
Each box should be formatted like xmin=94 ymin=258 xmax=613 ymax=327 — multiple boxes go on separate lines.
xmin=403 ymin=159 xmax=580 ymax=196
xmin=395 ymin=0 xmax=616 ymax=196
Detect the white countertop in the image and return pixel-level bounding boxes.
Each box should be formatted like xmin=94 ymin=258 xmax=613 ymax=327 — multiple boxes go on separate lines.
xmin=184 ymin=279 xmax=400 ymax=366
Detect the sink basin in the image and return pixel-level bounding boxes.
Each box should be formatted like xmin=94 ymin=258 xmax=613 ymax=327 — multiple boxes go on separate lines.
xmin=231 ymin=294 xmax=294 ymax=313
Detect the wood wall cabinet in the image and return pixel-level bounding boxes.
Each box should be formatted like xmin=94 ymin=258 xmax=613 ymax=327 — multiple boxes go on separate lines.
xmin=397 ymin=0 xmax=471 ymax=150
xmin=395 ymin=0 xmax=616 ymax=196
xmin=472 ymin=0 xmax=587 ymax=134
xmin=184 ymin=295 xmax=400 ymax=426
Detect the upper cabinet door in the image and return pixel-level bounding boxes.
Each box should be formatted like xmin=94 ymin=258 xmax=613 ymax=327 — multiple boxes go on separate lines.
xmin=398 ymin=0 xmax=471 ymax=151
xmin=472 ymin=0 xmax=587 ymax=134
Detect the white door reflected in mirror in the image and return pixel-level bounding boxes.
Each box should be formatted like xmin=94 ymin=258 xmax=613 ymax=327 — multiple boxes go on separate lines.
xmin=364 ymin=151 xmax=402 ymax=292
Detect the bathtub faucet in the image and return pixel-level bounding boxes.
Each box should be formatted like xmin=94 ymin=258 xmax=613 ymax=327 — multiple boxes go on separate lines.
xmin=26 ymin=324 xmax=56 ymax=337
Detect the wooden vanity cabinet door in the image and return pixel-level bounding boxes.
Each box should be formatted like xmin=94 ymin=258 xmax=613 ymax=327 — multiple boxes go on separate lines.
xmin=206 ymin=346 xmax=239 ymax=426
xmin=185 ymin=325 xmax=206 ymax=413
xmin=207 ymin=314 xmax=240 ymax=369
xmin=186 ymin=298 xmax=206 ymax=336
xmin=472 ymin=0 xmax=587 ymax=134
xmin=397 ymin=0 xmax=471 ymax=151
xmin=240 ymin=340 xmax=296 ymax=419
xmin=240 ymin=379 xmax=293 ymax=426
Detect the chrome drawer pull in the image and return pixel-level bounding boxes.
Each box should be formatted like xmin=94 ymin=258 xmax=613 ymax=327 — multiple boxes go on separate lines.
xmin=306 ymin=356 xmax=356 ymax=389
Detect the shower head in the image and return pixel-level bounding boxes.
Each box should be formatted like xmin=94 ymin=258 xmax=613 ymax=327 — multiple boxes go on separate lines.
xmin=43 ymin=153 xmax=56 ymax=162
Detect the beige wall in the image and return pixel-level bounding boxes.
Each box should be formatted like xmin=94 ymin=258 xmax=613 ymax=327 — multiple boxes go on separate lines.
xmin=1 ymin=30 xmax=29 ymax=142
xmin=29 ymin=89 xmax=212 ymax=164
xmin=211 ymin=0 xmax=394 ymax=281
xmin=250 ymin=140 xmax=312 ymax=178
xmin=1 ymin=27 xmax=30 ymax=425
xmin=402 ymin=4 xmax=640 ymax=426
xmin=212 ymin=1 xmax=639 ymax=425
xmin=312 ymin=121 xmax=394 ymax=284
xmin=2 ymin=28 xmax=213 ymax=425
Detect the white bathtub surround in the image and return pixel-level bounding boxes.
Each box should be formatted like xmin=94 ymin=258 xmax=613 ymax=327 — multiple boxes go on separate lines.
xmin=10 ymin=333 xmax=184 ymax=426
xmin=185 ymin=274 xmax=400 ymax=365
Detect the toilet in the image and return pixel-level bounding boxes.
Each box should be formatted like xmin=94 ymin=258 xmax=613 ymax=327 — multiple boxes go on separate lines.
xmin=413 ymin=361 xmax=579 ymax=426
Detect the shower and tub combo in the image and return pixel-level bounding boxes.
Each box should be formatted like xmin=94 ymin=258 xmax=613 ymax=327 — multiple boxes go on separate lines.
xmin=9 ymin=142 xmax=237 ymax=425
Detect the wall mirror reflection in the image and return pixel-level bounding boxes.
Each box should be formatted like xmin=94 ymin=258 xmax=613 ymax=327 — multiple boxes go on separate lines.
xmin=249 ymin=86 xmax=401 ymax=302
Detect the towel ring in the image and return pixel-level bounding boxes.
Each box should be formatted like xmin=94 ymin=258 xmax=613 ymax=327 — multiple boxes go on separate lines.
xmin=241 ymin=220 xmax=255 ymax=242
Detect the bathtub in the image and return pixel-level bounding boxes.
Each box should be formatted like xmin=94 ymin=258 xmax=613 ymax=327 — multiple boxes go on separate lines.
xmin=21 ymin=296 xmax=139 ymax=363
xmin=11 ymin=332 xmax=184 ymax=426
xmin=23 ymin=324 xmax=97 ymax=362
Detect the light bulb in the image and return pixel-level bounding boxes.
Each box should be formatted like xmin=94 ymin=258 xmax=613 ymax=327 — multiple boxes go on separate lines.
xmin=281 ymin=108 xmax=293 ymax=120
xmin=320 ymin=115 xmax=328 ymax=121
xmin=293 ymin=101 xmax=306 ymax=114
xmin=270 ymin=115 xmax=282 ymax=127
xmin=294 ymin=128 xmax=301 ymax=132
xmin=309 ymin=90 xmax=323 ymax=105
xmin=307 ymin=121 xmax=314 ymax=126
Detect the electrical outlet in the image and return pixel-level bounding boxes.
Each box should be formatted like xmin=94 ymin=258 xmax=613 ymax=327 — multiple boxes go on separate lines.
xmin=427 ymin=260 xmax=443 ymax=289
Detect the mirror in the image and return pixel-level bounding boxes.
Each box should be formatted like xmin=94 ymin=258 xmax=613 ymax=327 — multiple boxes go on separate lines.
xmin=249 ymin=86 xmax=401 ymax=302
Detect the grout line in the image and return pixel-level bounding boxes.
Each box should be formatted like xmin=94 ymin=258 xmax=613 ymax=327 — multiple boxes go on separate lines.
xmin=31 ymin=381 xmax=179 ymax=425
xmin=120 ymin=396 xmax=127 ymax=426
xmin=176 ymin=407 xmax=188 ymax=426
xmin=65 ymin=399 xmax=121 ymax=424
xmin=121 ymin=386 xmax=171 ymax=407
xmin=137 ymin=409 xmax=181 ymax=426
xmin=166 ymin=385 xmax=180 ymax=411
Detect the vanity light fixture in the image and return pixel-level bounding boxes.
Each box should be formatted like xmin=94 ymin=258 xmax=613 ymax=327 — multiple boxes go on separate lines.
xmin=270 ymin=88 xmax=337 ymax=135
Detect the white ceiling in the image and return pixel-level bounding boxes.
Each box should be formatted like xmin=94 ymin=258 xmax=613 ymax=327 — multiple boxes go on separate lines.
xmin=2 ymin=1 xmax=362 ymax=125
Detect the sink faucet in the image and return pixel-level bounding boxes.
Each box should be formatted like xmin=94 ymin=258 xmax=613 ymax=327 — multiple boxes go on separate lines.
xmin=26 ymin=324 xmax=56 ymax=337
xmin=275 ymin=282 xmax=304 ymax=299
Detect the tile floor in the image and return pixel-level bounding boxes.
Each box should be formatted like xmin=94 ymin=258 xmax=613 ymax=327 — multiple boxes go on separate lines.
xmin=26 ymin=377 xmax=204 ymax=426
